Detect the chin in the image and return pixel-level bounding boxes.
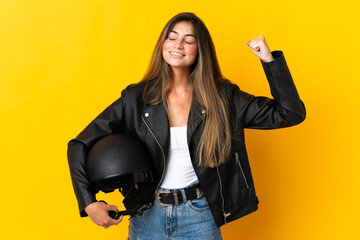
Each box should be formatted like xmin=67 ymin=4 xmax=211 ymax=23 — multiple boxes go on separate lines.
xmin=169 ymin=64 xmax=191 ymax=69
xmin=166 ymin=60 xmax=194 ymax=68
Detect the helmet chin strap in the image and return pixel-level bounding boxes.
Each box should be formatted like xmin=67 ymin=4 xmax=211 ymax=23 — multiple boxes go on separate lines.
xmin=99 ymin=200 xmax=152 ymax=219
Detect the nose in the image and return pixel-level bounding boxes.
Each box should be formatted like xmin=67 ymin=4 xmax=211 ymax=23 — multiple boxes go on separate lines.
xmin=174 ymin=38 xmax=184 ymax=49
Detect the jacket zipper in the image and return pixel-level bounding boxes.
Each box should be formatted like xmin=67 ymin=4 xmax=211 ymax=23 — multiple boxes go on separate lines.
xmin=235 ymin=152 xmax=249 ymax=189
xmin=142 ymin=115 xmax=166 ymax=191
xmin=215 ymin=161 xmax=231 ymax=225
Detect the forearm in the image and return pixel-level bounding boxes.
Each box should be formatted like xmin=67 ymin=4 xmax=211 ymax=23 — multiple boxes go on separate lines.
xmin=260 ymin=50 xmax=306 ymax=123
xmin=67 ymin=140 xmax=97 ymax=217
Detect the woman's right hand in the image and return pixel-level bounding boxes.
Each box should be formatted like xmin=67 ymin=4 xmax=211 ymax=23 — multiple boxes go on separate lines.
xmin=84 ymin=201 xmax=124 ymax=228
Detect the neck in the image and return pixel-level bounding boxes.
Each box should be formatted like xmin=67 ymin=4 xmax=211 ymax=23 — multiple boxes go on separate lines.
xmin=171 ymin=66 xmax=192 ymax=92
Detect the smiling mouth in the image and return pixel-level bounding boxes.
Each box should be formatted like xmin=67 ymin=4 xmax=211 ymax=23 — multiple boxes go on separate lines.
xmin=169 ymin=51 xmax=185 ymax=56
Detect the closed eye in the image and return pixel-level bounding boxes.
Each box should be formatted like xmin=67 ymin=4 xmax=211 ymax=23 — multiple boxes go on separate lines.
xmin=169 ymin=38 xmax=193 ymax=45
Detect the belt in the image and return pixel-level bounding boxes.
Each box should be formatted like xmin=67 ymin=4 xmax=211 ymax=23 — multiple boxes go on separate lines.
xmin=155 ymin=184 xmax=204 ymax=207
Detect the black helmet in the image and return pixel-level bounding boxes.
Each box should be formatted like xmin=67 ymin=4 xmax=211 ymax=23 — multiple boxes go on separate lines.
xmin=86 ymin=134 xmax=155 ymax=217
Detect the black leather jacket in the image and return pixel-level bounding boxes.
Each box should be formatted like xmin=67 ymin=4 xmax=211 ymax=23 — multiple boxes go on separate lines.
xmin=67 ymin=50 xmax=306 ymax=227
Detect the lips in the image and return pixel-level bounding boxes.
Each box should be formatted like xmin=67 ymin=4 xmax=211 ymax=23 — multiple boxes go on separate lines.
xmin=169 ymin=51 xmax=185 ymax=56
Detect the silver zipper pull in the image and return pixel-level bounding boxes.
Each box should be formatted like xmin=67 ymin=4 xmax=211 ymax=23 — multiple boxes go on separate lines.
xmin=223 ymin=212 xmax=231 ymax=225
xmin=235 ymin=152 xmax=239 ymax=163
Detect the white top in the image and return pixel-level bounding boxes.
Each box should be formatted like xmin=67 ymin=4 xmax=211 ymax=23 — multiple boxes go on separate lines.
xmin=159 ymin=126 xmax=199 ymax=189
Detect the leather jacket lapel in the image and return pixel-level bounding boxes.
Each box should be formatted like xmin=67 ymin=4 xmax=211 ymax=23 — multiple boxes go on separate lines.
xmin=187 ymin=100 xmax=206 ymax=144
xmin=142 ymin=102 xmax=170 ymax=155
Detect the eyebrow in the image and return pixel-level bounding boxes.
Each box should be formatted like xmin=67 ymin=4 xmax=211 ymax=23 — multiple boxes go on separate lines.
xmin=170 ymin=30 xmax=196 ymax=38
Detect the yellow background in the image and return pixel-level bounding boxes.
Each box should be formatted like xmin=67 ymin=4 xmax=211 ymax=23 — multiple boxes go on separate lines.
xmin=1 ymin=0 xmax=359 ymax=239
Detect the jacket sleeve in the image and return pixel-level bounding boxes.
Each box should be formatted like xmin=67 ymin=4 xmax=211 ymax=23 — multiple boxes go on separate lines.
xmin=233 ymin=50 xmax=306 ymax=129
xmin=67 ymin=86 xmax=129 ymax=217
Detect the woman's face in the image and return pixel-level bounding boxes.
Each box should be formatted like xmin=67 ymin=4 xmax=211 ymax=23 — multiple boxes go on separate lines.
xmin=162 ymin=21 xmax=198 ymax=70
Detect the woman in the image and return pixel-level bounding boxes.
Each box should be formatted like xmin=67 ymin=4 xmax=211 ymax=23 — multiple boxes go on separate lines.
xmin=67 ymin=12 xmax=306 ymax=239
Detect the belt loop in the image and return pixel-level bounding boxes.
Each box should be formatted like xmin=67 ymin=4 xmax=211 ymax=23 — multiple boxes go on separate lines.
xmin=180 ymin=189 xmax=187 ymax=202
xmin=173 ymin=192 xmax=179 ymax=205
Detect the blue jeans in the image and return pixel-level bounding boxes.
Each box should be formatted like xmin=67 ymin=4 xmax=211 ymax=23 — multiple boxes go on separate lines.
xmin=127 ymin=181 xmax=222 ymax=240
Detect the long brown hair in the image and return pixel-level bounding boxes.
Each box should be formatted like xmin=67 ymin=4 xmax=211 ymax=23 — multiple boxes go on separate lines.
xmin=140 ymin=12 xmax=231 ymax=168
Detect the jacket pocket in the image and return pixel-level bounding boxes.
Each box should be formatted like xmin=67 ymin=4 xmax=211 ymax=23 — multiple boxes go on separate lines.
xmin=234 ymin=152 xmax=249 ymax=189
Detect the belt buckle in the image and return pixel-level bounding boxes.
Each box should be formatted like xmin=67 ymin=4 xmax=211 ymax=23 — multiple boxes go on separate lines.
xmin=195 ymin=188 xmax=204 ymax=199
xmin=155 ymin=189 xmax=174 ymax=207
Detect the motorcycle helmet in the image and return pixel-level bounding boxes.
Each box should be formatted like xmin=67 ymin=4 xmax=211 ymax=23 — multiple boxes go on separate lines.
xmin=86 ymin=134 xmax=155 ymax=217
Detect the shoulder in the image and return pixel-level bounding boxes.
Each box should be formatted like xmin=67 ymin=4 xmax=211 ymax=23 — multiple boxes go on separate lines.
xmin=120 ymin=82 xmax=146 ymax=101
xmin=122 ymin=82 xmax=145 ymax=94
xmin=216 ymin=78 xmax=254 ymax=113
xmin=216 ymin=78 xmax=241 ymax=97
